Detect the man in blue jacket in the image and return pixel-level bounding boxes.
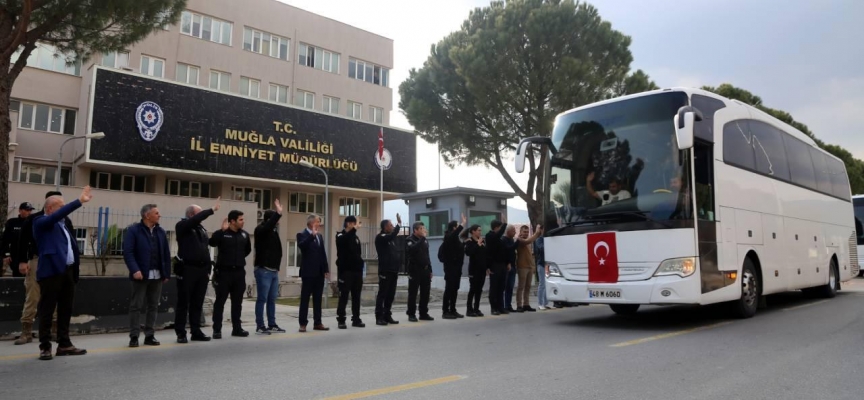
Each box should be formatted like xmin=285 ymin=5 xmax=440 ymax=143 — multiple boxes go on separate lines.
xmin=124 ymin=204 xmax=171 ymax=347
xmin=297 ymin=214 xmax=330 ymax=332
xmin=32 ymin=186 xmax=92 ymax=361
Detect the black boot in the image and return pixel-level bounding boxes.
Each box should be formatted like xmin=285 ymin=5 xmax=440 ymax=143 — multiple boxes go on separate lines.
xmin=337 ymin=318 xmax=347 ymax=330
xmin=376 ymin=317 xmax=388 ymax=326
xmin=386 ymin=315 xmax=400 ymax=325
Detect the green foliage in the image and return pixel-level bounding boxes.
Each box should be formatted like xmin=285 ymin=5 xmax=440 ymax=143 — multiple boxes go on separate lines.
xmin=399 ymin=0 xmax=654 ymax=223
xmin=703 ymin=83 xmax=864 ymax=194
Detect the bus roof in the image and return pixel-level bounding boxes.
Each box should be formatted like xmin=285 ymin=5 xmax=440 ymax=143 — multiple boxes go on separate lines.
xmin=558 ymin=87 xmax=817 ymax=147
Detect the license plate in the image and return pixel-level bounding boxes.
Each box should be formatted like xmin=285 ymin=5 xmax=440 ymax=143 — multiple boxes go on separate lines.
xmin=588 ymin=289 xmax=621 ymax=299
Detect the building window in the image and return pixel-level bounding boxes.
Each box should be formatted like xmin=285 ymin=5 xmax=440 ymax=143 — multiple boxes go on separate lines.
xmin=18 ymin=102 xmax=76 ymax=135
xmin=295 ymin=90 xmax=314 ymax=109
xmin=339 ymin=197 xmax=369 ymax=218
xmin=209 ymin=70 xmax=230 ymax=91
xmin=140 ymin=55 xmax=165 ymax=78
xmin=12 ymin=42 xmax=81 ymax=76
xmin=176 ymin=63 xmax=200 ymax=85
xmin=101 ymin=51 xmax=130 ymax=69
xmin=323 ymin=96 xmax=340 ymax=114
xmin=468 ymin=210 xmax=501 ymax=229
xmin=16 ymin=163 xmax=70 ymax=186
xmin=89 ymin=171 xmax=147 ymax=192
xmin=298 ymin=43 xmax=339 ymax=73
xmin=240 ymin=76 xmax=260 ymax=98
xmin=370 ymin=106 xmax=383 ymax=124
xmin=180 ymin=11 xmax=232 ymax=45
xmin=289 ymin=192 xmax=324 ymax=214
xmin=166 ymin=179 xmax=212 ymax=198
xmin=349 ymin=58 xmax=388 ymax=87
xmin=416 ymin=211 xmax=449 ymax=237
xmin=231 ymin=186 xmax=273 ymax=211
xmin=243 ymin=27 xmax=289 ymax=60
xmin=286 ymin=240 xmax=302 ymax=269
xmin=348 ymin=101 xmax=362 ymax=120
xmin=269 ymin=84 xmax=289 ymax=104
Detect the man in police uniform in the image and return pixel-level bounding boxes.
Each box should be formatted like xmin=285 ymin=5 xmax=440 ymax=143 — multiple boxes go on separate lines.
xmin=406 ymin=222 xmax=434 ymax=322
xmin=335 ymin=216 xmax=365 ymax=329
xmin=374 ymin=213 xmax=402 ymax=326
xmin=2 ymin=202 xmax=34 ymax=277
xmin=209 ymin=210 xmax=252 ymax=338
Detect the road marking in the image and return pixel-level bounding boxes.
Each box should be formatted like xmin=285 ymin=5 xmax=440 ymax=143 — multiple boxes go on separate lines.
xmin=610 ymin=321 xmax=732 ymax=348
xmin=321 ymin=375 xmax=465 ymax=400
xmin=782 ymin=299 xmax=829 ymax=311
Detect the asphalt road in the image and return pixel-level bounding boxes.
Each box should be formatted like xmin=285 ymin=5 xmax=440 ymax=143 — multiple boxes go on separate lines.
xmin=2 ymin=281 xmax=863 ymax=400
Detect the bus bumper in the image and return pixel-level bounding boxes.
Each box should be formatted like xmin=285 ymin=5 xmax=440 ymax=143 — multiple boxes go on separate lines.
xmin=545 ymin=274 xmax=702 ymax=305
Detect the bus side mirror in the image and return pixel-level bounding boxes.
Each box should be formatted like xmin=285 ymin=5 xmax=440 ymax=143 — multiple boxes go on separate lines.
xmin=514 ymin=137 xmax=557 ymax=174
xmin=674 ymin=106 xmax=703 ymax=151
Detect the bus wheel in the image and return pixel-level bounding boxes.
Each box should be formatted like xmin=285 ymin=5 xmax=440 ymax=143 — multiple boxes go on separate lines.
xmin=732 ymin=259 xmax=759 ymax=319
xmin=813 ymin=259 xmax=839 ymax=299
xmin=609 ymin=304 xmax=640 ymax=315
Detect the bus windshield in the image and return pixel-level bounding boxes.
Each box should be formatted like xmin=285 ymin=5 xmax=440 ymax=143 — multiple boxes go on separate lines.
xmin=854 ymin=197 xmax=864 ymax=245
xmin=545 ymin=92 xmax=694 ymax=235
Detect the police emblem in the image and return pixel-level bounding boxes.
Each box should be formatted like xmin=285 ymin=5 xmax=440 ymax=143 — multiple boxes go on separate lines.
xmin=135 ymin=101 xmax=164 ymax=142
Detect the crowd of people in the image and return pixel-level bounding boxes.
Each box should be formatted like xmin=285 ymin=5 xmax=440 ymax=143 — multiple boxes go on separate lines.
xmin=1 ymin=186 xmax=554 ymax=361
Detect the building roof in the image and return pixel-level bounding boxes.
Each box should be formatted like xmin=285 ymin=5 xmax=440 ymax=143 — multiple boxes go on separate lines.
xmin=399 ymin=186 xmax=517 ymax=201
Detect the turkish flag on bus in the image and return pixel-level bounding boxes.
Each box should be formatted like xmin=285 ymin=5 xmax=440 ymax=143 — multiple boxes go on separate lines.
xmin=587 ymin=232 xmax=619 ymax=283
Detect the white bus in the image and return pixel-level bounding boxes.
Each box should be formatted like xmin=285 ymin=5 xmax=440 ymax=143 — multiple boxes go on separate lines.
xmin=854 ymin=194 xmax=864 ymax=276
xmin=515 ymin=88 xmax=857 ymax=318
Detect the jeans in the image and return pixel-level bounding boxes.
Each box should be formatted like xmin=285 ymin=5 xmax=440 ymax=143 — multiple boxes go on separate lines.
xmin=536 ymin=263 xmax=548 ymax=307
xmin=254 ymin=268 xmax=280 ymax=328
xmin=504 ymin=267 xmax=517 ymax=309
xmin=516 ymin=268 xmax=533 ymax=308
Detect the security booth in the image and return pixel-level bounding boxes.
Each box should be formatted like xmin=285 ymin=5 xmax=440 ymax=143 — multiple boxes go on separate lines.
xmin=400 ymin=187 xmax=515 ymax=290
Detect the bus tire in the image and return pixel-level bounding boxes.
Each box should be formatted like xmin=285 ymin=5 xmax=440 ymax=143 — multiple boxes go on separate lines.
xmin=813 ymin=259 xmax=839 ymax=299
xmin=609 ymin=304 xmax=640 ymax=315
xmin=731 ymin=259 xmax=759 ymax=319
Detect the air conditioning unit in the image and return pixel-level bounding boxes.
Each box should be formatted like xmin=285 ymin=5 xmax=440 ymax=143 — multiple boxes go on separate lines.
xmin=257 ymin=210 xmax=264 ymax=220
xmin=121 ymin=66 xmax=134 ymax=72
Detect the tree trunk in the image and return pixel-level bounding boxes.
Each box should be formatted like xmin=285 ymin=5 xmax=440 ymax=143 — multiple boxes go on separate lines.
xmin=0 ymin=68 xmax=12 ymax=230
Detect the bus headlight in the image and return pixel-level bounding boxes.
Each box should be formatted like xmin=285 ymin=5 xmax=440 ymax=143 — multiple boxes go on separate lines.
xmin=654 ymin=257 xmax=696 ymax=278
xmin=547 ymin=262 xmax=563 ymax=277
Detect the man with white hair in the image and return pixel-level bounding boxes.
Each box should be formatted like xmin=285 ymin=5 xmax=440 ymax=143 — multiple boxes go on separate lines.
xmin=124 ymin=204 xmax=171 ymax=347
xmin=32 ymin=186 xmax=92 ymax=360
xmin=173 ymin=198 xmax=220 ymax=343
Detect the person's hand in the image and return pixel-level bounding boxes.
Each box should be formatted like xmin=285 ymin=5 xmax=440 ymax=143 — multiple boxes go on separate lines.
xmin=274 ymin=198 xmax=283 ymax=214
xmin=486 ymin=269 xmax=491 ymax=276
xmin=133 ymin=271 xmax=143 ymax=280
xmin=501 ymin=213 xmax=507 ymax=224
xmin=357 ymin=221 xmax=363 ymax=230
xmin=221 ymin=218 xmax=229 ymax=231
xmin=162 ymin=278 xmax=169 ymax=284
xmin=478 ymin=237 xmax=485 ymax=246
xmin=213 ymin=196 xmax=221 ymax=212
xmin=587 ymin=171 xmax=595 ymax=182
xmin=461 ymin=213 xmax=467 ymax=226
xmin=79 ymin=186 xmax=93 ymax=203
xmin=324 ymin=273 xmax=330 ymax=281
xmin=429 ymin=272 xmax=433 ymax=280
xmin=312 ymin=226 xmax=319 ymax=236
xmin=2 ymin=257 xmax=10 ymax=265
xmin=396 ymin=213 xmax=402 ymax=225
xmin=507 ymin=265 xmax=512 ymax=272
xmin=19 ymin=262 xmax=29 ymax=275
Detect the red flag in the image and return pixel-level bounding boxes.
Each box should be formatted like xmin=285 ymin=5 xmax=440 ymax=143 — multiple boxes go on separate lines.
xmin=378 ymin=127 xmax=384 ymax=159
xmin=587 ymin=232 xmax=619 ymax=283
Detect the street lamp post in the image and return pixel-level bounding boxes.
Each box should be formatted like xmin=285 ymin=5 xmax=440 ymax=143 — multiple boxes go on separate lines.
xmin=57 ymin=132 xmax=105 ymax=191
xmin=299 ymin=160 xmax=329 ymax=306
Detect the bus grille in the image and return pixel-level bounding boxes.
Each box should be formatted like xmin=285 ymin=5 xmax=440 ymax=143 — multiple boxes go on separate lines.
xmin=850 ymin=233 xmax=860 ymax=276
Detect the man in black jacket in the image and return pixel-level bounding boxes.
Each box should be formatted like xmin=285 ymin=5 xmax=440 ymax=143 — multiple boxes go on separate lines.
xmin=2 ymin=202 xmax=34 ymax=277
xmin=374 ymin=213 xmax=402 ymax=326
xmin=485 ymin=217 xmax=509 ymax=315
xmin=209 ymin=210 xmax=252 ymax=339
xmin=254 ymin=200 xmax=283 ymax=335
xmin=15 ymin=191 xmax=65 ymax=345
xmin=174 ymin=197 xmax=220 ymax=343
xmin=335 ymin=216 xmax=365 ymax=329
xmin=441 ymin=214 xmax=466 ymax=319
xmin=406 ymin=221 xmax=433 ymax=322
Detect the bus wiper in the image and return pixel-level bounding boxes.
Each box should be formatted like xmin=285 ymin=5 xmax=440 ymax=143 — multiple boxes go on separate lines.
xmin=589 ymin=211 xmax=674 ymax=228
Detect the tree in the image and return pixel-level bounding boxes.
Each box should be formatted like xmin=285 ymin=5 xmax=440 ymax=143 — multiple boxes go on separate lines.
xmin=703 ymin=83 xmax=864 ymax=194
xmin=0 ymin=0 xmax=186 ymax=229
xmin=399 ymin=0 xmax=656 ymax=225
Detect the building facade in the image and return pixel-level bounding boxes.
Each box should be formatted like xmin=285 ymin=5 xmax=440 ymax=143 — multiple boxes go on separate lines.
xmin=6 ymin=0 xmax=413 ymax=279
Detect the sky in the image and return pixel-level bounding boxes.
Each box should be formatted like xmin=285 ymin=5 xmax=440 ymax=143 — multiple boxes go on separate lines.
xmin=280 ymin=0 xmax=864 ymax=219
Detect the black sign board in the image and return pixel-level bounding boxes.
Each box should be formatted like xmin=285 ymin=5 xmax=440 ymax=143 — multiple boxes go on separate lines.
xmin=87 ymin=68 xmax=417 ymax=193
